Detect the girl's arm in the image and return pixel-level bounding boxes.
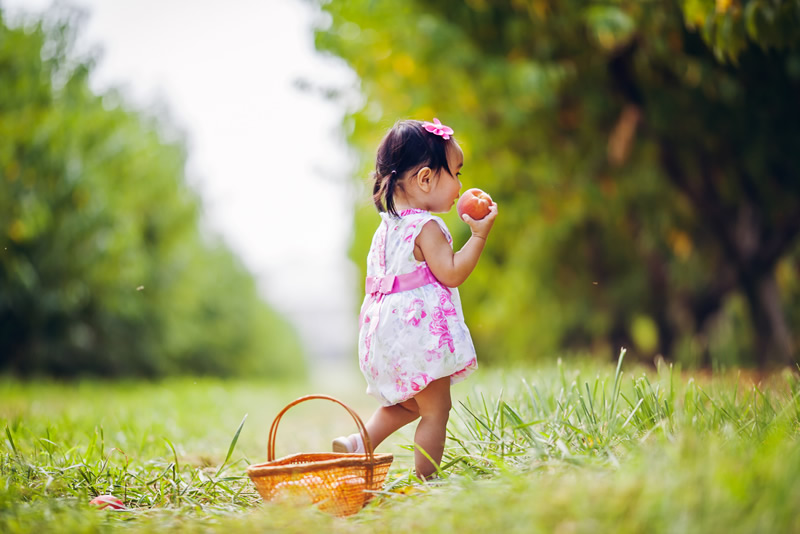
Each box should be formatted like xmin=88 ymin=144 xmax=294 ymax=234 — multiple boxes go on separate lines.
xmin=415 ymin=204 xmax=498 ymax=287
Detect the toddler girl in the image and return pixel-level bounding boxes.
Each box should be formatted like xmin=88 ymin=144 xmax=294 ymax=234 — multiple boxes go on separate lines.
xmin=333 ymin=118 xmax=497 ymax=479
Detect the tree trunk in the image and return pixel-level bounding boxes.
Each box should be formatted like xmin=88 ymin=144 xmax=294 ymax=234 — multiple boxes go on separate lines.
xmin=742 ymin=271 xmax=796 ymax=367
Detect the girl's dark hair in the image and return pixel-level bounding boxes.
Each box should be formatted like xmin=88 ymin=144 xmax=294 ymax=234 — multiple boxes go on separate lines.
xmin=372 ymin=119 xmax=455 ymax=216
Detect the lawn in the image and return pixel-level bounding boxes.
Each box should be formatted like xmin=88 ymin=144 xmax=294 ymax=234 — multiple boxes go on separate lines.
xmin=2 ymin=351 xmax=799 ymax=533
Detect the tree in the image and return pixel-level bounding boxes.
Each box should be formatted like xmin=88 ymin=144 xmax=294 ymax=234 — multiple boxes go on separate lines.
xmin=315 ymin=0 xmax=800 ymax=367
xmin=0 ymin=8 xmax=304 ymax=378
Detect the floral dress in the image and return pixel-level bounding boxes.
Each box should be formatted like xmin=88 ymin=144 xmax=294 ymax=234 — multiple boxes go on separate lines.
xmin=358 ymin=209 xmax=478 ymax=406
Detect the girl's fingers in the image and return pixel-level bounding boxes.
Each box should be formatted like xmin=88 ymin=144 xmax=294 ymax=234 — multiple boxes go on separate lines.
xmin=461 ymin=203 xmax=497 ymax=237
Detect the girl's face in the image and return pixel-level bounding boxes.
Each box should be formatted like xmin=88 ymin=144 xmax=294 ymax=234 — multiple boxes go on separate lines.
xmin=428 ymin=141 xmax=463 ymax=213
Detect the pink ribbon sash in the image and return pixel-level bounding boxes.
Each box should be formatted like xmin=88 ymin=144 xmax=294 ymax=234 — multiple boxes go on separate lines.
xmin=365 ymin=266 xmax=439 ymax=295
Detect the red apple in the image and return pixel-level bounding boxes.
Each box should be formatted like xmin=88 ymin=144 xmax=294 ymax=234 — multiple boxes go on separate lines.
xmin=90 ymin=494 xmax=126 ymax=510
xmin=457 ymin=188 xmax=493 ymax=220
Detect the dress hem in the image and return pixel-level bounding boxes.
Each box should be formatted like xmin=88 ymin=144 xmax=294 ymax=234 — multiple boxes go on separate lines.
xmin=367 ymin=360 xmax=478 ymax=407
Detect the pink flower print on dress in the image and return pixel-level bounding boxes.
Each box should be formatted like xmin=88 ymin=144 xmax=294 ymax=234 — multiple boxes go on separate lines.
xmin=429 ymin=307 xmax=447 ymax=333
xmin=361 ymin=311 xmax=375 ymax=361
xmin=438 ymin=332 xmax=455 ymax=353
xmin=425 ymin=349 xmax=442 ymax=362
xmin=437 ymin=290 xmax=457 ymax=316
xmin=362 ymin=333 xmax=371 ymax=364
xmin=390 ymin=357 xmax=409 ymax=379
xmin=395 ymin=377 xmax=409 ymax=395
xmin=405 ymin=299 xmax=427 ymax=326
xmin=403 ymin=221 xmax=420 ymax=243
xmin=429 ymin=307 xmax=456 ymax=353
xmin=410 ymin=373 xmax=433 ymax=392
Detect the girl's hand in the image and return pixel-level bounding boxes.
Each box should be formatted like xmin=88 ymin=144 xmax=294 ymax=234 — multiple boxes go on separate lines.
xmin=461 ymin=202 xmax=498 ymax=239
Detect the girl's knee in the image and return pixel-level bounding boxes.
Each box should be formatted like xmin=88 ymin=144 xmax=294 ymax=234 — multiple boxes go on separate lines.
xmin=415 ymin=377 xmax=452 ymax=417
xmin=419 ymin=399 xmax=451 ymax=421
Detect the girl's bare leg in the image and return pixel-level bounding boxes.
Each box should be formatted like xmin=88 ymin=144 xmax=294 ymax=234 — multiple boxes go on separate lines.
xmin=363 ymin=398 xmax=420 ymax=450
xmin=409 ymin=377 xmax=451 ymax=478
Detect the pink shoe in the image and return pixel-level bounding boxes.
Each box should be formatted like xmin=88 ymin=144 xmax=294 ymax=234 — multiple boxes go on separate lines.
xmin=331 ymin=433 xmax=364 ymax=453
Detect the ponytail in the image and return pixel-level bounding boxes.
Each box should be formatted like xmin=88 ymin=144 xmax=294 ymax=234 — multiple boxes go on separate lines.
xmin=372 ymin=170 xmax=399 ymax=216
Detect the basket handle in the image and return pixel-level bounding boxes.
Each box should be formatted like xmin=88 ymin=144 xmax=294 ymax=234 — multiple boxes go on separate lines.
xmin=267 ymin=394 xmax=376 ymax=463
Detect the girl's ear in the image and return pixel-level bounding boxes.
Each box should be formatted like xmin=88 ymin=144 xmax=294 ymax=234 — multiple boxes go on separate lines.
xmin=416 ymin=167 xmax=433 ymax=192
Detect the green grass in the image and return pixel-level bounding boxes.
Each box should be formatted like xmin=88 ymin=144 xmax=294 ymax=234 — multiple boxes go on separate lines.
xmin=2 ymin=351 xmax=799 ymax=533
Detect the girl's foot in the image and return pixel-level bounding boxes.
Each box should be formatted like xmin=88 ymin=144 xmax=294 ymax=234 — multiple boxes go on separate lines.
xmin=332 ymin=433 xmax=364 ymax=454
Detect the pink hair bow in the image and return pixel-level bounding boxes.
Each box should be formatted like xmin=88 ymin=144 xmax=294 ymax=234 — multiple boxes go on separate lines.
xmin=423 ymin=118 xmax=454 ymax=140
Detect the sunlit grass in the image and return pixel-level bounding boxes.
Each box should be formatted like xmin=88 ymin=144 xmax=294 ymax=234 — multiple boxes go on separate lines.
xmin=2 ymin=351 xmax=799 ymax=533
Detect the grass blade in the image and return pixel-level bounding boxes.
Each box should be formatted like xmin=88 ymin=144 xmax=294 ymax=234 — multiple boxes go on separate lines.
xmin=215 ymin=413 xmax=248 ymax=477
xmin=5 ymin=425 xmax=18 ymax=456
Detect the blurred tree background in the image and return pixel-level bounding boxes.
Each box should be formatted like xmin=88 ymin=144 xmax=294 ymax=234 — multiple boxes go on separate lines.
xmin=315 ymin=0 xmax=800 ymax=368
xmin=0 ymin=8 xmax=304 ymax=378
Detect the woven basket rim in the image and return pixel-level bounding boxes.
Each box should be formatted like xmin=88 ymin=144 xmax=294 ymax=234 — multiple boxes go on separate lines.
xmin=246 ymin=452 xmax=394 ymax=477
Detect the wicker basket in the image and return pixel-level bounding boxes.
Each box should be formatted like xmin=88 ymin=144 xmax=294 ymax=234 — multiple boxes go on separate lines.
xmin=247 ymin=394 xmax=394 ymax=517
